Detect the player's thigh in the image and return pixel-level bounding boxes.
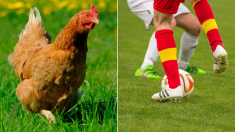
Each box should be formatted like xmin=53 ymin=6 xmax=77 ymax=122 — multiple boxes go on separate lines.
xmin=153 ymin=10 xmax=173 ymax=31
xmin=174 ymin=13 xmax=201 ymax=36
xmin=153 ymin=0 xmax=183 ymax=30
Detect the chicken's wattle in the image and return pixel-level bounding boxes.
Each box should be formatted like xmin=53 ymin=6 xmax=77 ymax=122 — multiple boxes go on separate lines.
xmin=85 ymin=23 xmax=96 ymax=29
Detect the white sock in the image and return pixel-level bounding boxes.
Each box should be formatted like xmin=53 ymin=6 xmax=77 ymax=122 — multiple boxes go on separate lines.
xmin=140 ymin=32 xmax=159 ymax=70
xmin=178 ymin=32 xmax=199 ymax=69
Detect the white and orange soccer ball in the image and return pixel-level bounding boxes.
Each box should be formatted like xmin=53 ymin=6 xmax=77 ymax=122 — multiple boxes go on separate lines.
xmin=161 ymin=69 xmax=194 ymax=98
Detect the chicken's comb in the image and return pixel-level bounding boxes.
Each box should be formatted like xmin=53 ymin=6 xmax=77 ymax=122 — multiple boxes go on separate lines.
xmin=90 ymin=4 xmax=98 ymax=17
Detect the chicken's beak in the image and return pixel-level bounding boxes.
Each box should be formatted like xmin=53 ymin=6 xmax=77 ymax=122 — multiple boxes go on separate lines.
xmin=92 ymin=19 xmax=100 ymax=25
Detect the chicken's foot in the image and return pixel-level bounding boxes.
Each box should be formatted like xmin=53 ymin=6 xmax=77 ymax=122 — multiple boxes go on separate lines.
xmin=40 ymin=110 xmax=56 ymax=124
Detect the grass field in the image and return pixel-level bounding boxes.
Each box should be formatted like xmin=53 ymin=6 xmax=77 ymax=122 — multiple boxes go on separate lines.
xmin=118 ymin=0 xmax=235 ymax=131
xmin=0 ymin=1 xmax=117 ymax=131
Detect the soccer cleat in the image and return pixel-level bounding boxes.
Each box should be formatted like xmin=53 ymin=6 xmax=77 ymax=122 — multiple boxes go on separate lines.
xmin=184 ymin=65 xmax=206 ymax=74
xmin=134 ymin=65 xmax=161 ymax=79
xmin=152 ymin=85 xmax=183 ymax=102
xmin=213 ymin=45 xmax=228 ymax=74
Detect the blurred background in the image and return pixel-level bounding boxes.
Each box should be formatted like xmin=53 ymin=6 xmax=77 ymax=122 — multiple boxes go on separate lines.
xmin=0 ymin=0 xmax=117 ymax=16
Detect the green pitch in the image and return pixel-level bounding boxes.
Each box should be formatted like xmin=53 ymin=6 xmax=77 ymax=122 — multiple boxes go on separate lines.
xmin=118 ymin=0 xmax=235 ymax=131
xmin=0 ymin=3 xmax=117 ymax=132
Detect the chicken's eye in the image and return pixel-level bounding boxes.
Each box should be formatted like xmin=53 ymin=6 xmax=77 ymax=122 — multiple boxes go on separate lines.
xmin=86 ymin=14 xmax=89 ymax=17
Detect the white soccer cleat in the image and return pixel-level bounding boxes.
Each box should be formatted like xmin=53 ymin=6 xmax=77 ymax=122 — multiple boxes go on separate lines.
xmin=152 ymin=85 xmax=183 ymax=102
xmin=213 ymin=45 xmax=228 ymax=74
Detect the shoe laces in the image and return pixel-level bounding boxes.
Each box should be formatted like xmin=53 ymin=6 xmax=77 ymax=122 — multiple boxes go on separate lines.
xmin=214 ymin=56 xmax=218 ymax=64
xmin=185 ymin=65 xmax=198 ymax=73
xmin=144 ymin=68 xmax=161 ymax=76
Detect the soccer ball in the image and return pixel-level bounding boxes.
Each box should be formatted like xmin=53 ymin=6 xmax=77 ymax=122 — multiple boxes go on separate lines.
xmin=161 ymin=69 xmax=194 ymax=98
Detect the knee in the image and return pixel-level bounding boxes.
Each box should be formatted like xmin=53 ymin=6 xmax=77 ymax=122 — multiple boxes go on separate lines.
xmin=188 ymin=24 xmax=201 ymax=36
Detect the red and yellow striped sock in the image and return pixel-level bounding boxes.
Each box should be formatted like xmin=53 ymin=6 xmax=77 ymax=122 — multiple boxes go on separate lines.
xmin=193 ymin=0 xmax=223 ymax=52
xmin=155 ymin=29 xmax=180 ymax=89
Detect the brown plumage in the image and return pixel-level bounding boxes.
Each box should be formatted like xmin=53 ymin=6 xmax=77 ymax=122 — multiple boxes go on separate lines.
xmin=8 ymin=5 xmax=99 ymax=123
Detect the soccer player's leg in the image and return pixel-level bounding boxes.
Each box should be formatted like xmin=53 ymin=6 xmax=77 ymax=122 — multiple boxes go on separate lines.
xmin=189 ymin=0 xmax=228 ymax=74
xmin=136 ymin=18 xmax=176 ymax=79
xmin=136 ymin=17 xmax=177 ymax=79
xmin=127 ymin=1 xmax=162 ymax=79
xmin=135 ymin=32 xmax=161 ymax=79
xmin=175 ymin=12 xmax=206 ymax=74
xmin=151 ymin=0 xmax=183 ymax=101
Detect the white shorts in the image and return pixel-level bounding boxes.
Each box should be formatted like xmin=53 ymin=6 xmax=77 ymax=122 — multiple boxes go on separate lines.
xmin=127 ymin=0 xmax=190 ymax=30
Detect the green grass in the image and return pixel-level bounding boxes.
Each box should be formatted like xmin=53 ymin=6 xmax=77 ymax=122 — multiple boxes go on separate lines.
xmin=118 ymin=0 xmax=235 ymax=131
xmin=0 ymin=6 xmax=117 ymax=132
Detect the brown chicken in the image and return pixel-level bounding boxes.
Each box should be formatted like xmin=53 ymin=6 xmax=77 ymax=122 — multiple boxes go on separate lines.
xmin=8 ymin=5 xmax=99 ymax=123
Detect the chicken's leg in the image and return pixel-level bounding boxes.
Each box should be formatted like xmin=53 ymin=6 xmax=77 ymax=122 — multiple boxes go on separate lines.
xmin=40 ymin=110 xmax=56 ymax=123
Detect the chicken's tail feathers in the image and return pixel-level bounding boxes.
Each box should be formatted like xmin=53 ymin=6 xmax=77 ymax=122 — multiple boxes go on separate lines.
xmin=19 ymin=7 xmax=51 ymax=44
xmin=21 ymin=7 xmax=43 ymax=36
xmin=8 ymin=7 xmax=50 ymax=77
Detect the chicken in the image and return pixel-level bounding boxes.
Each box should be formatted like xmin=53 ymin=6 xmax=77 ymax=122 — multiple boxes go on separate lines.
xmin=8 ymin=4 xmax=100 ymax=123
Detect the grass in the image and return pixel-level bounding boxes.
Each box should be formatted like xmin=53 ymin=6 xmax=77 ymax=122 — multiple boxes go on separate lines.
xmin=118 ymin=0 xmax=235 ymax=131
xmin=0 ymin=4 xmax=117 ymax=132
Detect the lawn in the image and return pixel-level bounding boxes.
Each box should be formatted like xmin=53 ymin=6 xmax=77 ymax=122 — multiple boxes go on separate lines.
xmin=118 ymin=0 xmax=235 ymax=131
xmin=0 ymin=1 xmax=117 ymax=131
